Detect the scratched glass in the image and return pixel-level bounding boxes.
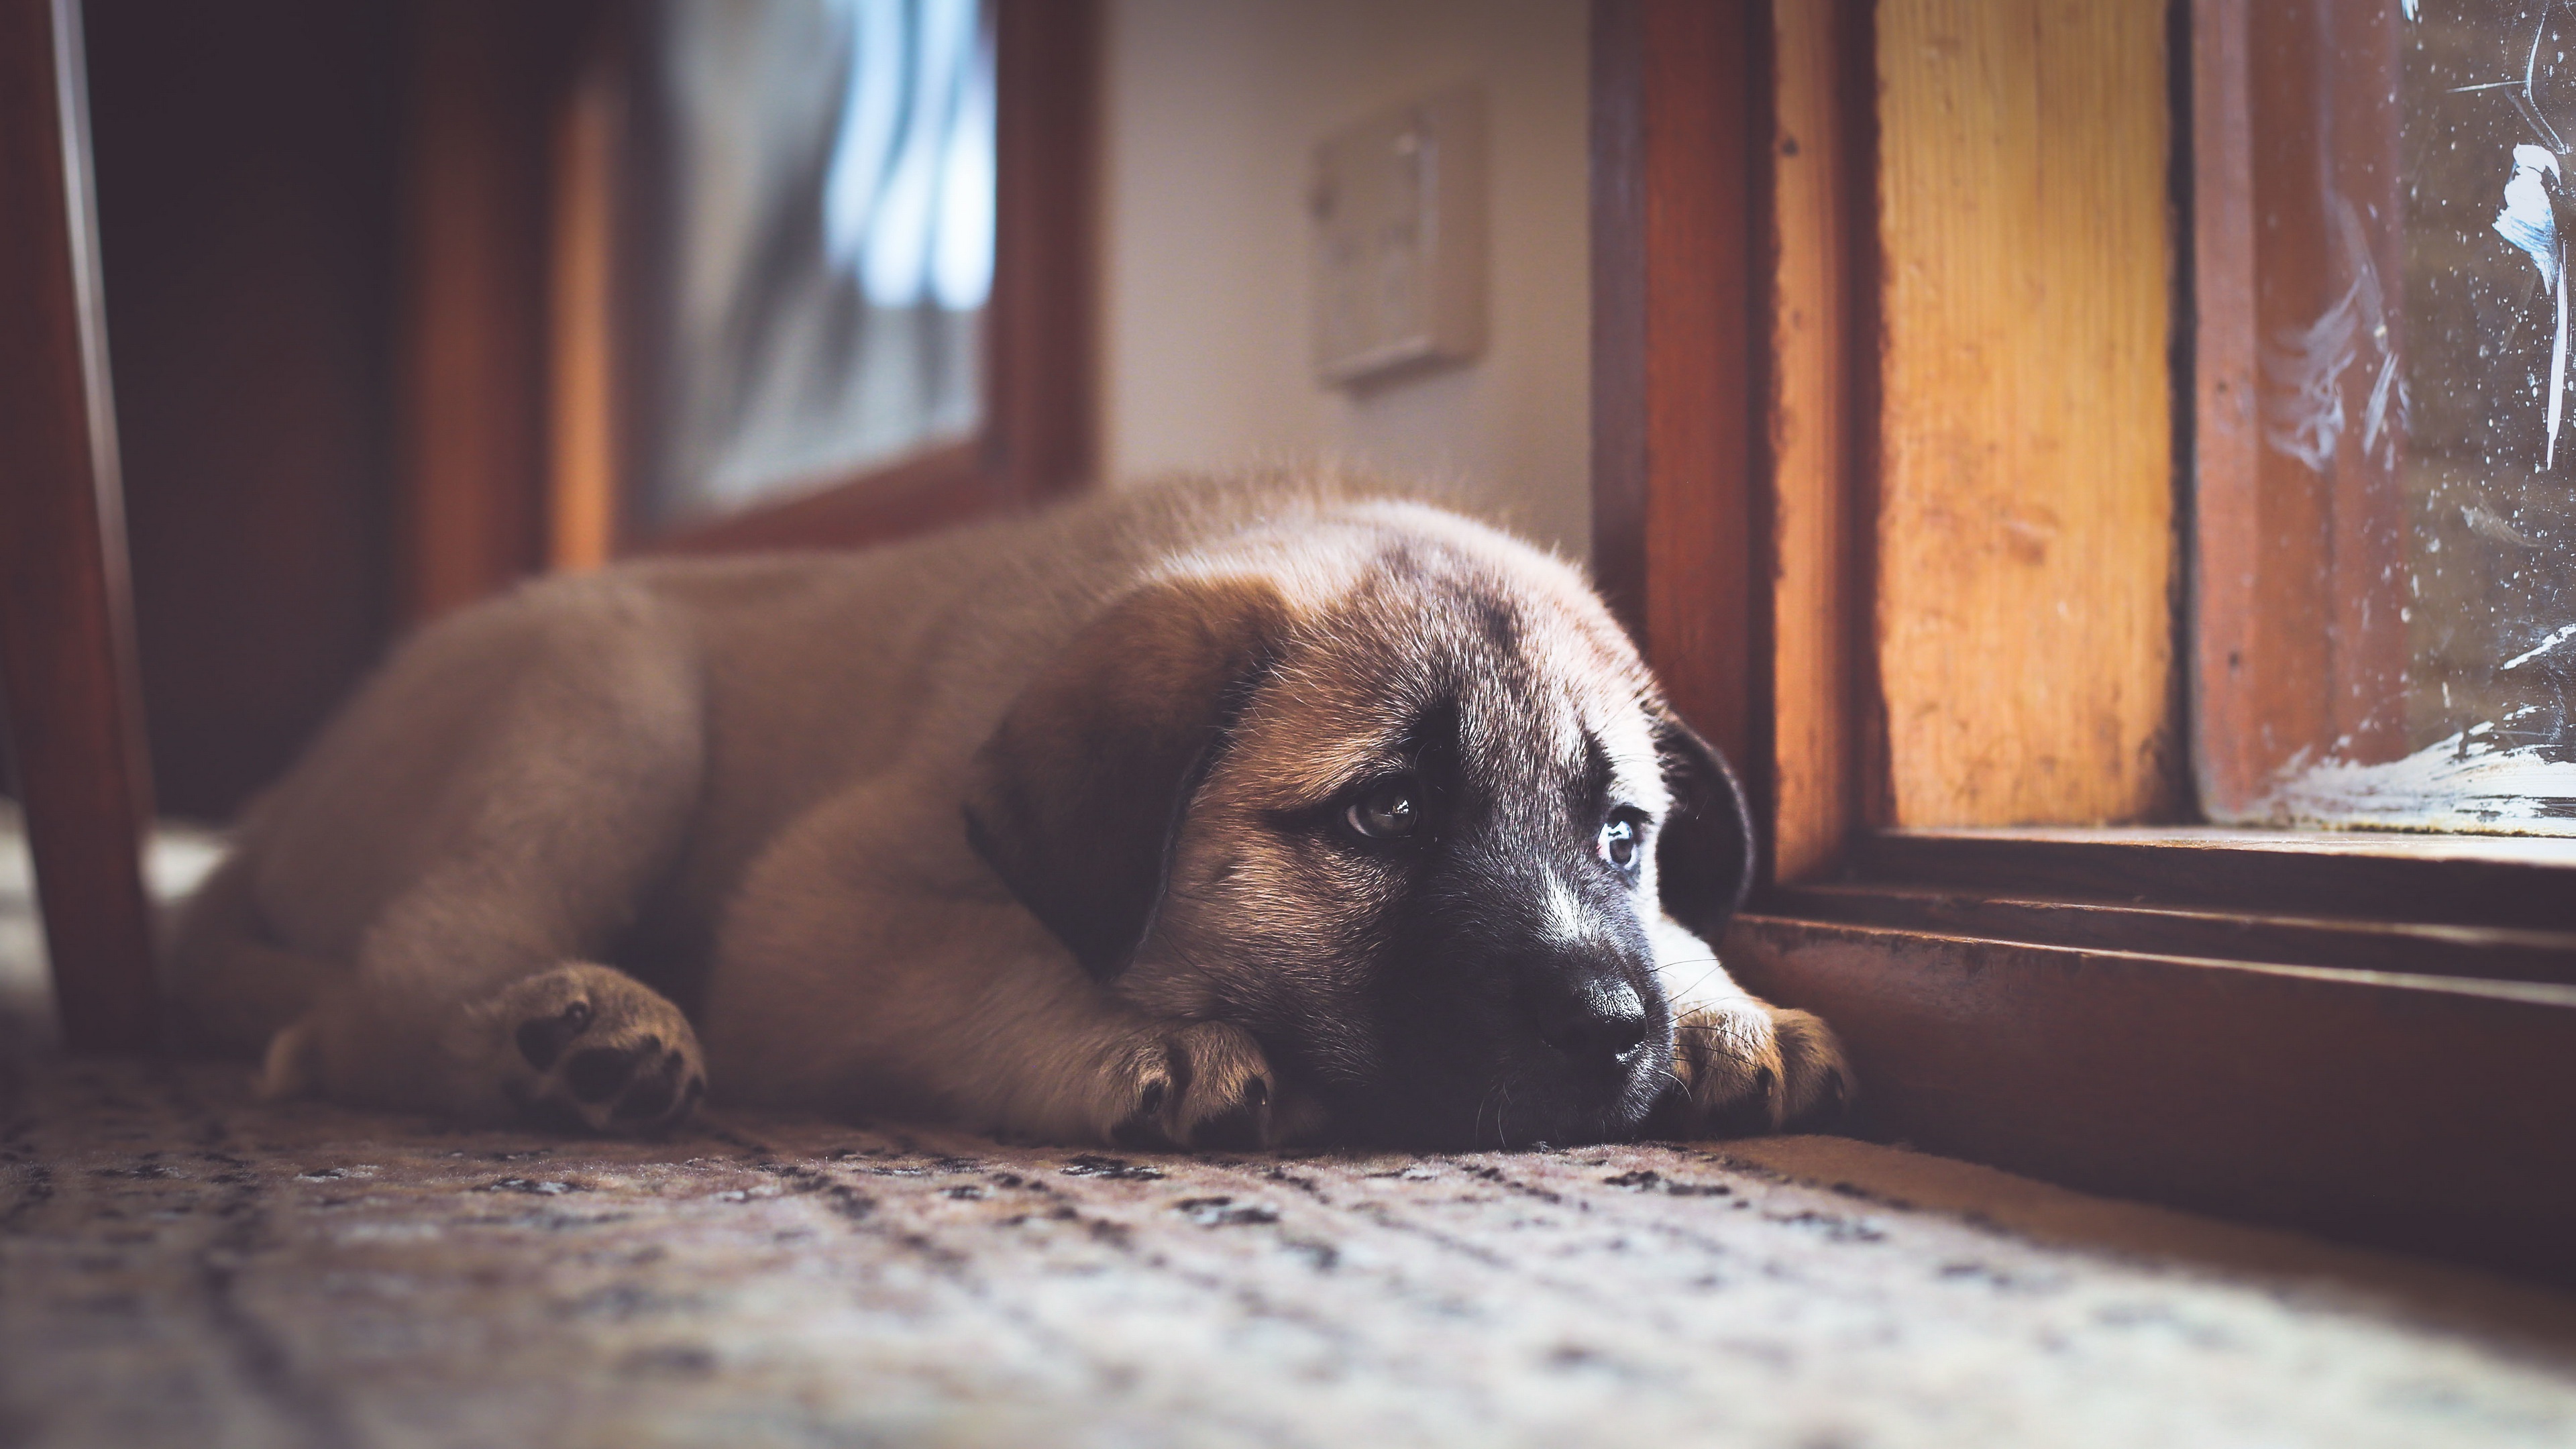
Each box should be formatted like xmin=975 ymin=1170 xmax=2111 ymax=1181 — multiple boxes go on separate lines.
xmin=640 ymin=0 xmax=992 ymax=529
xmin=2227 ymin=1 xmax=2576 ymax=832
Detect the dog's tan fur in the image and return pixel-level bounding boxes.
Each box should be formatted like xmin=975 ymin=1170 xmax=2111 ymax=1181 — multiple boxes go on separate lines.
xmin=168 ymin=474 xmax=1847 ymax=1145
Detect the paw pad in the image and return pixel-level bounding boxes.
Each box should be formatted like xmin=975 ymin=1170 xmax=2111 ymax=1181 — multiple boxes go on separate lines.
xmin=496 ymin=967 xmax=704 ymax=1136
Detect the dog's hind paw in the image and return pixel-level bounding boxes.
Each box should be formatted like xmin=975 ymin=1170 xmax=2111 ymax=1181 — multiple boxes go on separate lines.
xmin=1105 ymin=1020 xmax=1282 ymax=1150
xmin=478 ymin=963 xmax=706 ymax=1134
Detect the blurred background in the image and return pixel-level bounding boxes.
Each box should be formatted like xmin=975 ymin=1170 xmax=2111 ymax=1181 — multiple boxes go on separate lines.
xmin=42 ymin=0 xmax=1589 ymax=822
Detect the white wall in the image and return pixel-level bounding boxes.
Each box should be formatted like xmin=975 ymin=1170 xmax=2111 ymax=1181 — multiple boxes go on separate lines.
xmin=1098 ymin=0 xmax=1593 ymax=557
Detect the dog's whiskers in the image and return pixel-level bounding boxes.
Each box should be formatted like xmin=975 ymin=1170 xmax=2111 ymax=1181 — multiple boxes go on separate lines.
xmin=1475 ymin=1080 xmax=1503 ymax=1148
xmin=1649 ymin=1064 xmax=1691 ymax=1118
xmin=1658 ymin=956 xmax=1736 ymax=1004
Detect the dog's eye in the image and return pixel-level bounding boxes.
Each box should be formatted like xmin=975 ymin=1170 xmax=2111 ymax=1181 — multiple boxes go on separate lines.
xmin=1344 ymin=779 xmax=1420 ymax=840
xmin=1599 ymin=811 xmax=1646 ymax=874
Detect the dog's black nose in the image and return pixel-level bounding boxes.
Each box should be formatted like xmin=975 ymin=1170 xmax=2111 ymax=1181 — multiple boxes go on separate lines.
xmin=1529 ymin=977 xmax=1649 ymax=1070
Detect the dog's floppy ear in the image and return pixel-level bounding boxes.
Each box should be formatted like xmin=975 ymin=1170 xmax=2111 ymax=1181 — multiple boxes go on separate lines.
xmin=963 ymin=576 xmax=1291 ymax=981
xmin=1652 ymin=712 xmax=1758 ymax=939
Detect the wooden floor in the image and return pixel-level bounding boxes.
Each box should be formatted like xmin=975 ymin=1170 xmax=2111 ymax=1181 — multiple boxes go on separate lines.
xmin=7 ymin=818 xmax=2576 ymax=1447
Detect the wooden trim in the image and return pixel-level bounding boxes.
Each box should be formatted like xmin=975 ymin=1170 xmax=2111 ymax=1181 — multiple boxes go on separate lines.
xmin=1852 ymin=826 xmax=2576 ymax=933
xmin=391 ymin=0 xmax=560 ymax=624
xmin=1589 ymin=0 xmax=1767 ymax=819
xmin=2188 ymin=0 xmax=2261 ymax=815
xmin=983 ymin=0 xmax=1097 ymax=500
xmin=1727 ymin=915 xmax=2576 ymax=1282
xmin=1770 ymin=883 xmax=2576 ymax=987
xmin=1750 ymin=818 xmax=2576 ymax=1277
xmin=633 ymin=443 xmax=997 ymax=558
xmin=545 ymin=7 xmax=625 ymax=575
xmin=0 ymin=0 xmax=160 ymax=1052
xmin=1765 ymin=0 xmax=1870 ymax=880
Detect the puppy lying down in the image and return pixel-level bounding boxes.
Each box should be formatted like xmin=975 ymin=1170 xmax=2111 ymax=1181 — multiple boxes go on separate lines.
xmin=170 ymin=476 xmax=1849 ymax=1148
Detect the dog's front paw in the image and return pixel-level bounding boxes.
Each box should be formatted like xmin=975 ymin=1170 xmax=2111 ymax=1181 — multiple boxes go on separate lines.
xmin=477 ymin=964 xmax=706 ymax=1134
xmin=1671 ymin=999 xmax=1852 ymax=1136
xmin=1105 ymin=1021 xmax=1279 ymax=1150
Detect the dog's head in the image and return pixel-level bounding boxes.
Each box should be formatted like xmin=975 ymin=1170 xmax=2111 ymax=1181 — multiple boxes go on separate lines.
xmin=962 ymin=502 xmax=1753 ymax=1148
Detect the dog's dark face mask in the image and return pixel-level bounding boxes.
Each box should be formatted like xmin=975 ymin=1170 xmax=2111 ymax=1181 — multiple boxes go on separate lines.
xmin=963 ymin=546 xmax=1755 ymax=1149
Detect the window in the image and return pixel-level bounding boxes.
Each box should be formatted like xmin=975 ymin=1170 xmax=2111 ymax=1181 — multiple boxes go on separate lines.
xmin=642 ymin=0 xmax=996 ymax=529
xmin=393 ymin=0 xmax=1094 ymax=616
xmin=2202 ymin=0 xmax=2576 ymax=834
xmin=1592 ymin=0 xmax=2576 ymax=1284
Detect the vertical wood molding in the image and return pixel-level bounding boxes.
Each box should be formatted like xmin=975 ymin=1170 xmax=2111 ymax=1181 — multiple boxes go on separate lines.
xmin=987 ymin=0 xmax=1099 ymax=500
xmin=1766 ymin=0 xmax=1865 ymax=879
xmin=1591 ymin=0 xmax=1766 ymax=808
xmin=1872 ymin=0 xmax=2179 ymax=826
xmin=547 ymin=16 xmax=623 ymax=575
xmin=394 ymin=0 xmax=554 ymax=625
xmin=0 ymin=0 xmax=162 ymax=1051
xmin=2190 ymin=0 xmax=2263 ymax=816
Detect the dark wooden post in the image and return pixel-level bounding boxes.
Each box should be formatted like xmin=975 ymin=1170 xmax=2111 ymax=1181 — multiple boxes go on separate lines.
xmin=987 ymin=0 xmax=1099 ymax=502
xmin=1591 ymin=0 xmax=1770 ymax=856
xmin=0 ymin=0 xmax=163 ymax=1052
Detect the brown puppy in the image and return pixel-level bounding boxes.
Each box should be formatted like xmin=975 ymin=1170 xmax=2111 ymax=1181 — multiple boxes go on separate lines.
xmin=168 ymin=474 xmax=1849 ymax=1147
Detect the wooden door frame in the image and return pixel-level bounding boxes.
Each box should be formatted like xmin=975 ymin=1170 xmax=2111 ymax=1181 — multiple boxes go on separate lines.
xmin=0 ymin=0 xmax=161 ymax=1051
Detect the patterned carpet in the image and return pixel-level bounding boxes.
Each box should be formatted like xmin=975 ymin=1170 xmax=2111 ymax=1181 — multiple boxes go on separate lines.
xmin=6 ymin=815 xmax=2576 ymax=1447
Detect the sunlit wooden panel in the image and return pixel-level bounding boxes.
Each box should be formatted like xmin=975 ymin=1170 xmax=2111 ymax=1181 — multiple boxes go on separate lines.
xmin=1873 ymin=0 xmax=2178 ymax=826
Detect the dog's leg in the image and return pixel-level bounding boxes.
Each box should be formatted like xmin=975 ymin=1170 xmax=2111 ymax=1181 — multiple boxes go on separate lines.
xmin=703 ymin=783 xmax=1287 ymax=1148
xmin=718 ymin=920 xmax=1285 ymax=1148
xmin=165 ymin=847 xmax=341 ymax=1057
xmin=943 ymin=979 xmax=1287 ymax=1149
xmin=207 ymin=582 xmax=711 ymax=1133
xmin=1650 ymin=916 xmax=1851 ymax=1134
xmin=722 ymin=935 xmax=1289 ymax=1151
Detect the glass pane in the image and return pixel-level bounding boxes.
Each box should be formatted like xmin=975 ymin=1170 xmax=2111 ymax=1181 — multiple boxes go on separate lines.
xmin=643 ymin=0 xmax=991 ymax=529
xmin=2207 ymin=0 xmax=2576 ymax=833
